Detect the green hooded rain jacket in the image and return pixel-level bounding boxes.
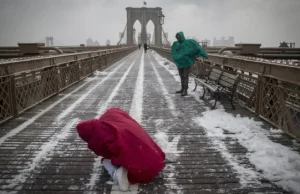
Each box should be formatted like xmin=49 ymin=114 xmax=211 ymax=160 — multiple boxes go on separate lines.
xmin=171 ymin=31 xmax=208 ymax=68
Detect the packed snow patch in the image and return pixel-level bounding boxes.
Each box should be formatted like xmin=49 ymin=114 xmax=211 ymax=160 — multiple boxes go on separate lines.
xmin=154 ymin=132 xmax=170 ymax=152
xmin=154 ymin=132 xmax=182 ymax=162
xmin=193 ymin=108 xmax=300 ymax=193
xmin=163 ymin=164 xmax=183 ymax=192
xmin=270 ymin=128 xmax=284 ymax=134
xmin=94 ymin=70 xmax=109 ymax=76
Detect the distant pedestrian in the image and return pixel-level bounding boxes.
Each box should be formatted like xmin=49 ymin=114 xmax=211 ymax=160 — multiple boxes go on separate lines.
xmin=144 ymin=43 xmax=148 ymax=53
xmin=138 ymin=44 xmax=141 ymax=50
xmin=171 ymin=31 xmax=208 ymax=96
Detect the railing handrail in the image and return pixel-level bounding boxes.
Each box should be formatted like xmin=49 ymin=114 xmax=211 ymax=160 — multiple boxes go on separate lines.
xmin=151 ymin=46 xmax=300 ymax=85
xmin=0 ymin=46 xmax=134 ymax=76
xmin=0 ymin=46 xmax=132 ymax=66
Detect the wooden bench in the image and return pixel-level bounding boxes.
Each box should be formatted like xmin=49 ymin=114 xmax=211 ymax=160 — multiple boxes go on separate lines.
xmin=193 ymin=67 xmax=240 ymax=110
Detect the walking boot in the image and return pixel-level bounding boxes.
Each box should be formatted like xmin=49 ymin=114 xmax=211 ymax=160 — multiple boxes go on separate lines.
xmin=181 ymin=89 xmax=188 ymax=96
xmin=175 ymin=88 xmax=183 ymax=94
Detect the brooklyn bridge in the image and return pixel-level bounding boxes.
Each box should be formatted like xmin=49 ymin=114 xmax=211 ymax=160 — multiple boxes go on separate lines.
xmin=0 ymin=2 xmax=300 ymax=194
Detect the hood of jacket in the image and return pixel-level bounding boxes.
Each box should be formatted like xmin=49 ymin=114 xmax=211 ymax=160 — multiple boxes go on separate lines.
xmin=76 ymin=119 xmax=97 ymax=143
xmin=176 ymin=31 xmax=186 ymax=43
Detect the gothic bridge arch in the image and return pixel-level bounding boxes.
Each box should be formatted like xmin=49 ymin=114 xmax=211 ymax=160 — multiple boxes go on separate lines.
xmin=126 ymin=7 xmax=162 ymax=46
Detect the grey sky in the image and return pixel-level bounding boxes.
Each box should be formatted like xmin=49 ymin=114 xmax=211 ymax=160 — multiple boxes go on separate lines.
xmin=0 ymin=0 xmax=299 ymax=46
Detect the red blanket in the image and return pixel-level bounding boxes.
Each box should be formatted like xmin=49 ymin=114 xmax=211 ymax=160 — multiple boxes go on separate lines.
xmin=77 ymin=108 xmax=165 ymax=184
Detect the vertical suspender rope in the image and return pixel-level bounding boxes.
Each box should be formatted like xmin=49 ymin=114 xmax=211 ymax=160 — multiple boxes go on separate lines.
xmin=118 ymin=23 xmax=127 ymax=45
xmin=162 ymin=26 xmax=171 ymax=47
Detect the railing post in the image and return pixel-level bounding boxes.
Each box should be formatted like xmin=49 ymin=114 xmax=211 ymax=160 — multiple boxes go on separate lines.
xmin=80 ymin=61 xmax=85 ymax=78
xmin=99 ymin=56 xmax=103 ymax=70
xmin=109 ymin=52 xmax=112 ymax=64
xmin=255 ymin=75 xmax=263 ymax=116
xmin=55 ymin=66 xmax=60 ymax=93
xmin=104 ymin=54 xmax=108 ymax=68
xmin=9 ymin=75 xmax=18 ymax=117
xmin=111 ymin=52 xmax=115 ymax=63
xmin=89 ymin=54 xmax=93 ymax=75
xmin=76 ymin=62 xmax=80 ymax=81
xmin=97 ymin=56 xmax=101 ymax=70
xmin=90 ymin=58 xmax=93 ymax=75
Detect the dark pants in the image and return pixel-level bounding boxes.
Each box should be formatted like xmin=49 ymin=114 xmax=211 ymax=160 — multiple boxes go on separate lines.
xmin=178 ymin=67 xmax=190 ymax=89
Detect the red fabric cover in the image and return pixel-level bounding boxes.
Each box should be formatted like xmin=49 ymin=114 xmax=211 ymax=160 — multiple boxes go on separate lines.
xmin=76 ymin=108 xmax=165 ymax=184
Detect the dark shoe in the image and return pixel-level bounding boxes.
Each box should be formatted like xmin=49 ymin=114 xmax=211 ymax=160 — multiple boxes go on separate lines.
xmin=181 ymin=89 xmax=188 ymax=96
xmin=175 ymin=88 xmax=183 ymax=94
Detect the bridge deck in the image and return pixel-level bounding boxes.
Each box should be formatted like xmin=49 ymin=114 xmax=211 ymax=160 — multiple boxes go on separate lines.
xmin=0 ymin=50 xmax=299 ymax=194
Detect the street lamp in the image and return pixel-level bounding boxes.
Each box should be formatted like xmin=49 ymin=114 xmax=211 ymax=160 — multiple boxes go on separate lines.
xmin=158 ymin=12 xmax=168 ymax=46
xmin=133 ymin=28 xmax=136 ymax=45
xmin=158 ymin=13 xmax=165 ymax=25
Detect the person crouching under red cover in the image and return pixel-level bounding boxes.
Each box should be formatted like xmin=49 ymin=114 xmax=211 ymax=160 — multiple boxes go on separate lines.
xmin=76 ymin=108 xmax=166 ymax=191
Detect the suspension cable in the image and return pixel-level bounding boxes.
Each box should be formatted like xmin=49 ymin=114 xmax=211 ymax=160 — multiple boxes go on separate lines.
xmin=117 ymin=23 xmax=127 ymax=45
xmin=162 ymin=26 xmax=171 ymax=47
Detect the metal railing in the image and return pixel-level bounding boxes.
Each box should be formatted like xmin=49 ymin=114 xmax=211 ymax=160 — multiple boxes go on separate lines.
xmin=152 ymin=46 xmax=300 ymax=139
xmin=0 ymin=47 xmax=136 ymax=124
xmin=204 ymin=45 xmax=300 ymax=60
xmin=0 ymin=45 xmax=124 ymax=58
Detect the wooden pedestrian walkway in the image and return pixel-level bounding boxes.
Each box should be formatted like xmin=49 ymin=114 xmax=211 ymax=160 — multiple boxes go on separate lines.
xmin=0 ymin=50 xmax=298 ymax=194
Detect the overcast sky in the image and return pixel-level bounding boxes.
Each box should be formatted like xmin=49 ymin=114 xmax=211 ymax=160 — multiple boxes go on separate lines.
xmin=0 ymin=0 xmax=299 ymax=46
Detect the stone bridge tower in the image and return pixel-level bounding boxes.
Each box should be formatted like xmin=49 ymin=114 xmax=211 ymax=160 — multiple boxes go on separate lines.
xmin=126 ymin=7 xmax=162 ymax=46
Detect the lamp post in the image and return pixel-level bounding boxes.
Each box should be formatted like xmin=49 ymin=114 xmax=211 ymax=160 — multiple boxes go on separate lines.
xmin=158 ymin=12 xmax=170 ymax=47
xmin=133 ymin=28 xmax=136 ymax=45
xmin=158 ymin=13 xmax=165 ymax=25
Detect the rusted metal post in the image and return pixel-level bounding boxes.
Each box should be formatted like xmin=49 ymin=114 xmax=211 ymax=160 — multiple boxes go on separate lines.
xmin=54 ymin=66 xmax=60 ymax=93
xmin=97 ymin=56 xmax=101 ymax=70
xmin=255 ymin=75 xmax=263 ymax=116
xmin=89 ymin=59 xmax=93 ymax=76
xmin=104 ymin=54 xmax=108 ymax=68
xmin=76 ymin=62 xmax=80 ymax=82
xmin=9 ymin=75 xmax=18 ymax=117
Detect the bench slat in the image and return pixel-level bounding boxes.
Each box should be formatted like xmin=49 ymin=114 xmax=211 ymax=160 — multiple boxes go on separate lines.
xmin=219 ymin=77 xmax=238 ymax=87
xmin=195 ymin=78 xmax=218 ymax=92
xmin=209 ymin=71 xmax=222 ymax=81
xmin=222 ymin=72 xmax=238 ymax=80
xmin=211 ymin=68 xmax=222 ymax=74
xmin=219 ymin=72 xmax=238 ymax=88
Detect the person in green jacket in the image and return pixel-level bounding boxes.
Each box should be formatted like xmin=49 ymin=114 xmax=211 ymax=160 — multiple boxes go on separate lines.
xmin=171 ymin=31 xmax=208 ymax=96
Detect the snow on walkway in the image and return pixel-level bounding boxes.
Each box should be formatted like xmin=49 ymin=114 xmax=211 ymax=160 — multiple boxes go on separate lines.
xmin=152 ymin=50 xmax=300 ymax=193
xmin=129 ymin=51 xmax=144 ymax=123
xmin=194 ymin=109 xmax=300 ymax=193
xmin=1 ymin=118 xmax=79 ymax=190
xmin=0 ymin=50 xmax=299 ymax=194
xmin=147 ymin=54 xmax=182 ymax=159
xmin=109 ymin=51 xmax=144 ymax=194
xmin=87 ymin=59 xmax=137 ymax=190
